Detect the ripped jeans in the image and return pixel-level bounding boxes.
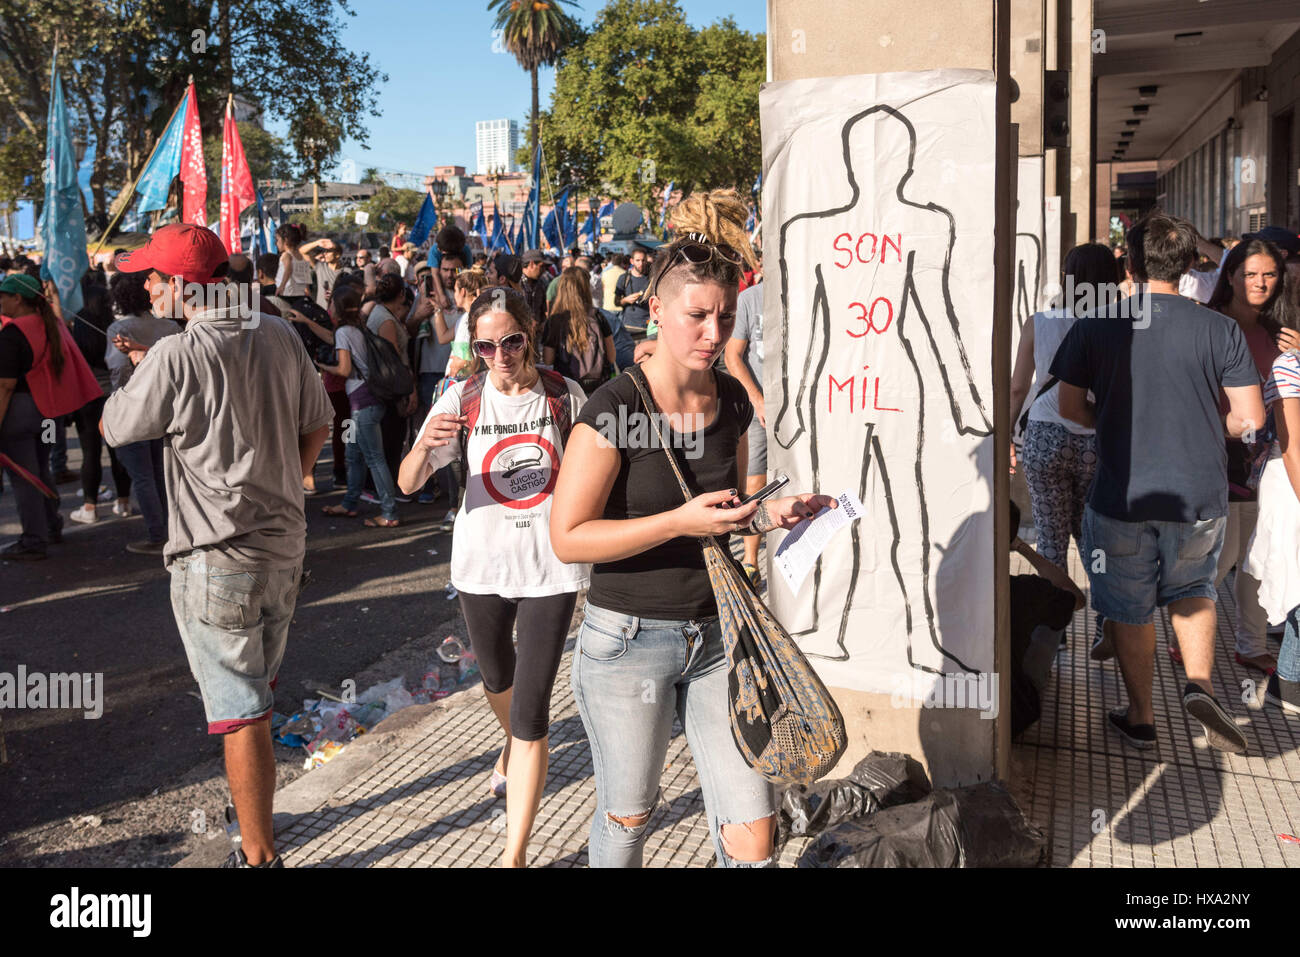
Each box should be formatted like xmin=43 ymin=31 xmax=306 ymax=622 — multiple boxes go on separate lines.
xmin=571 ymin=602 xmax=778 ymax=868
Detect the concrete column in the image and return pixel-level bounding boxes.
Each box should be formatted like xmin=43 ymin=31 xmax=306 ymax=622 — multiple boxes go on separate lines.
xmin=766 ymin=0 xmax=1013 ymax=785
xmin=1051 ymin=0 xmax=1093 ymax=249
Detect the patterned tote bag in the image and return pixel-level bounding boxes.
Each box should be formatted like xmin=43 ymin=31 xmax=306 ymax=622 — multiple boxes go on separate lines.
xmin=627 ymin=368 xmax=847 ymax=786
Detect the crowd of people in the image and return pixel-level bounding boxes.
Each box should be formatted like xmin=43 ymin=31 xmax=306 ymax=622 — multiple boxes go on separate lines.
xmin=1011 ymin=214 xmax=1300 ymax=751
xmin=0 ymin=186 xmax=793 ymax=868
xmin=4 ymin=191 xmax=1296 ymax=869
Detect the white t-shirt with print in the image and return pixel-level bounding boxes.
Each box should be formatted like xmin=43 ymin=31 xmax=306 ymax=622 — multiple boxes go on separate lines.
xmin=420 ymin=372 xmax=590 ymax=597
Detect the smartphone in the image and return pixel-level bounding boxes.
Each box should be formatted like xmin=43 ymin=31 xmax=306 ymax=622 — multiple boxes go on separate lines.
xmin=721 ymin=471 xmax=789 ymax=510
xmin=424 ymin=274 xmax=434 ymax=296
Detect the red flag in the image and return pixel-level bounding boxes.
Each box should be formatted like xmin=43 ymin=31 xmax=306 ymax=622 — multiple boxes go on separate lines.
xmin=0 ymin=453 xmax=57 ymax=499
xmin=179 ymin=82 xmax=207 ymax=226
xmin=220 ymin=98 xmax=256 ymax=254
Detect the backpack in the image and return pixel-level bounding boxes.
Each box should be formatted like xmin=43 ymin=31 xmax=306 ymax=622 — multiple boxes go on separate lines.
xmin=557 ymin=311 xmax=608 ymax=394
xmin=360 ymin=325 xmax=414 ymax=403
xmin=457 ymin=368 xmax=574 ymax=470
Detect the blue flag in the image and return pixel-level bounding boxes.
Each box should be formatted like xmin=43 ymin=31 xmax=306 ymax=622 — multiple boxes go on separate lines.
xmin=598 ymin=199 xmax=614 ymax=218
xmin=752 ymin=171 xmax=762 ymax=196
xmin=488 ymin=208 xmax=507 ymax=253
xmin=521 ymin=144 xmax=542 ymax=251
xmin=542 ymin=187 xmax=570 ymax=250
xmin=37 ymin=53 xmax=88 ymax=318
xmin=658 ymin=180 xmax=675 ymax=233
xmin=582 ymin=198 xmax=597 ymax=243
xmin=472 ymin=201 xmax=487 ymax=241
xmin=408 ymin=193 xmax=437 ymax=247
xmin=136 ymin=90 xmax=188 ymax=214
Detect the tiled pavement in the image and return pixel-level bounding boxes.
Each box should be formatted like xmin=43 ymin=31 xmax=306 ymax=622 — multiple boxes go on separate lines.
xmin=265 ymin=543 xmax=1300 ymax=868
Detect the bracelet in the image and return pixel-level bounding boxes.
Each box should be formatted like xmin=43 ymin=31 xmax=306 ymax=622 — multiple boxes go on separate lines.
xmin=736 ymin=501 xmax=775 ymax=536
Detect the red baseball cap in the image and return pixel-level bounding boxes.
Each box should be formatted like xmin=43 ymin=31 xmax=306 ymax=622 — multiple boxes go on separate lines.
xmin=115 ymin=224 xmax=230 ymax=283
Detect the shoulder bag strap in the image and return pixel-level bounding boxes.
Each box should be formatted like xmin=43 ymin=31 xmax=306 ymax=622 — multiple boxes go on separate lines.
xmin=1017 ymin=375 xmax=1058 ymax=435
xmin=625 ymin=365 xmax=694 ymax=506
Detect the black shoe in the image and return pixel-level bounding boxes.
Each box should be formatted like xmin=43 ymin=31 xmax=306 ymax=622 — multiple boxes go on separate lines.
xmin=220 ymin=848 xmax=284 ymax=868
xmin=126 ymin=540 xmax=166 ymax=555
xmin=1107 ymin=708 xmax=1157 ymax=750
xmin=0 ymin=541 xmax=47 ymax=562
xmin=1182 ymin=682 xmax=1248 ymax=753
xmin=1265 ymin=673 xmax=1300 ymax=715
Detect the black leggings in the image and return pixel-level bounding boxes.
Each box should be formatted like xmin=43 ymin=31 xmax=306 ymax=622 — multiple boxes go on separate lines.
xmin=458 ymin=590 xmax=578 ymax=742
xmin=74 ymin=395 xmax=130 ymax=503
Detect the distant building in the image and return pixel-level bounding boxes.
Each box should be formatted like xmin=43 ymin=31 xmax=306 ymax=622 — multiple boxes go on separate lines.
xmin=232 ymin=94 xmax=264 ymax=129
xmin=476 ymin=119 xmax=521 ymax=175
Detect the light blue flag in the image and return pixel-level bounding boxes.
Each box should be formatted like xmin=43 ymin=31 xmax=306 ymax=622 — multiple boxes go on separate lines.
xmin=37 ymin=53 xmax=88 ymax=318
xmin=658 ymin=181 xmax=675 ymax=232
xmin=135 ymin=90 xmax=188 ymax=214
xmin=408 ymin=193 xmax=437 ymax=247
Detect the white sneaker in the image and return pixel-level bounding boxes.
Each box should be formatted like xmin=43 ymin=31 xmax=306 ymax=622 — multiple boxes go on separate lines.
xmin=69 ymin=505 xmax=98 ymax=524
xmin=113 ymin=500 xmax=132 ymax=518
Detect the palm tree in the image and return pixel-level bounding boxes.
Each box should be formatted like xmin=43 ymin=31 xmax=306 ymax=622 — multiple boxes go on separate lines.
xmin=487 ymin=0 xmax=583 ymax=164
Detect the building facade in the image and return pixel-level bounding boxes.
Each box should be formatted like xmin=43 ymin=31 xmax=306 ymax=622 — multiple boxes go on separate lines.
xmin=476 ymin=119 xmax=521 ymax=175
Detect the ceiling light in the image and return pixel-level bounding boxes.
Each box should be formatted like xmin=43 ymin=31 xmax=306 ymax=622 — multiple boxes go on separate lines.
xmin=1137 ymin=86 xmax=1159 ymax=99
xmin=1132 ymin=104 xmax=1150 ymax=115
xmin=1174 ymin=31 xmax=1203 ymax=46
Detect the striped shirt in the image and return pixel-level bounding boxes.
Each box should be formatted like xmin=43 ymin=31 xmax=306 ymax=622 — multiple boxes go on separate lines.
xmin=1264 ymin=352 xmax=1300 ymax=459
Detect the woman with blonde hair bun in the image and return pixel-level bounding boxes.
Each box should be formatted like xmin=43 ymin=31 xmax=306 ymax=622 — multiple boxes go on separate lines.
xmin=550 ymin=188 xmax=837 ymax=867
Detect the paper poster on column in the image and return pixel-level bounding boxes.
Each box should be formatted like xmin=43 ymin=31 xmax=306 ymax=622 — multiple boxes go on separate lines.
xmin=759 ymin=69 xmax=996 ymax=698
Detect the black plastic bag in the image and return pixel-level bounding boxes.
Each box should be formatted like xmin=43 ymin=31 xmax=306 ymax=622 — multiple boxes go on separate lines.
xmin=797 ymin=781 xmax=1044 ymax=868
xmin=778 ymin=750 xmax=931 ymax=845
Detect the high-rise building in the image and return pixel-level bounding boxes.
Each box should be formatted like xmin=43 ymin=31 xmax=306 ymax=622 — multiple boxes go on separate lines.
xmin=476 ymin=119 xmax=521 ymax=175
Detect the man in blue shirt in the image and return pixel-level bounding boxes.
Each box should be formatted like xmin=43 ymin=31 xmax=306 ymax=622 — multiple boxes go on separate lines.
xmin=1051 ymin=213 xmax=1265 ymax=754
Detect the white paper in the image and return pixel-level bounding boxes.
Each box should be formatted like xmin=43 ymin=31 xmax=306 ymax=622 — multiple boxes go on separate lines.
xmin=773 ymin=490 xmax=866 ymax=596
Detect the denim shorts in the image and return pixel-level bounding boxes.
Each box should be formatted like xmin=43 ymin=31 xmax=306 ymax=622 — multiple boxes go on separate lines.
xmin=570 ymin=601 xmax=778 ymax=868
xmin=169 ymin=551 xmax=302 ymax=734
xmin=1081 ymin=505 xmax=1225 ymax=625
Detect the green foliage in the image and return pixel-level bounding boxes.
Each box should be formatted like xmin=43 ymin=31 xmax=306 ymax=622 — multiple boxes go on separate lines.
xmin=487 ymin=0 xmax=584 ymax=73
xmin=356 ymin=185 xmax=425 ymax=233
xmin=0 ymin=0 xmax=386 ymax=223
xmin=538 ymin=0 xmax=763 ymax=210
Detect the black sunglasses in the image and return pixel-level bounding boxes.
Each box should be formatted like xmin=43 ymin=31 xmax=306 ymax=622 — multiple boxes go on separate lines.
xmin=647 ymin=233 xmax=744 ymax=299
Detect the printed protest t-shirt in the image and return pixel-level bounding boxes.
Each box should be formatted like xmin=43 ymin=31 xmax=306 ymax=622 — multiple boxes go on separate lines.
xmin=420 ymin=372 xmax=590 ymax=597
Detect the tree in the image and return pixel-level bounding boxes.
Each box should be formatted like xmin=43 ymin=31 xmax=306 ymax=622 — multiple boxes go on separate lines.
xmin=487 ymin=0 xmax=584 ymax=165
xmin=537 ymin=0 xmax=762 ymax=210
xmin=356 ymin=185 xmax=425 ymax=235
xmin=0 ymin=0 xmax=386 ymax=225
xmin=289 ymin=105 xmax=344 ymax=214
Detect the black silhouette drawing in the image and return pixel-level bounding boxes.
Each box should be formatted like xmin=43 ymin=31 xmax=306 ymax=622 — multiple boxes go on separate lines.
xmin=773 ymin=103 xmax=993 ymax=676
xmin=1015 ymin=231 xmax=1043 ymax=334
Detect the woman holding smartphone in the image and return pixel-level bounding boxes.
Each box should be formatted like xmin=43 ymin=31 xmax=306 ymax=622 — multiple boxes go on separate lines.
xmin=549 ymin=189 xmax=835 ymax=868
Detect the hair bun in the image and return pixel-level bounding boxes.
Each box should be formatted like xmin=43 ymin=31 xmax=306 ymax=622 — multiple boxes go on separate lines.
xmin=668 ymin=188 xmax=757 ymax=269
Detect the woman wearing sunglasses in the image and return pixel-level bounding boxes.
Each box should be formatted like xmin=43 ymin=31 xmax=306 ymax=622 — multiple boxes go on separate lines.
xmin=549 ymin=189 xmax=836 ymax=868
xmin=398 ymin=287 xmax=588 ymax=868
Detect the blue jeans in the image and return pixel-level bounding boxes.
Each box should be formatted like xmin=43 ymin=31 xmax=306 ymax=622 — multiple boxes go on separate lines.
xmin=1081 ymin=505 xmax=1226 ymax=625
xmin=1278 ymin=606 xmax=1300 ymax=683
xmin=570 ymin=601 xmax=778 ymax=868
xmin=340 ymin=401 xmax=397 ymax=520
xmin=117 ymin=438 xmax=167 ymax=543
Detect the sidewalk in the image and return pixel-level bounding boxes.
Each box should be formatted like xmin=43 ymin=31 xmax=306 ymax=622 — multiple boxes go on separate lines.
xmin=179 ymin=543 xmax=1300 ymax=869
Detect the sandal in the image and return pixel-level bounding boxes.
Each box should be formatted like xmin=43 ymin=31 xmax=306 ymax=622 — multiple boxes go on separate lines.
xmin=364 ymin=517 xmax=400 ymax=528
xmin=321 ymin=505 xmax=357 ymax=517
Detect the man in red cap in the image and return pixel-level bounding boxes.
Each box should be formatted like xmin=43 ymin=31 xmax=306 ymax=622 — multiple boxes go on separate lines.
xmin=103 ymin=223 xmax=332 ymax=868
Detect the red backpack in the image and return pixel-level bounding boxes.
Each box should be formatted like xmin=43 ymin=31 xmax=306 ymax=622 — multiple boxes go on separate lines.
xmin=457 ymin=368 xmax=574 ymax=469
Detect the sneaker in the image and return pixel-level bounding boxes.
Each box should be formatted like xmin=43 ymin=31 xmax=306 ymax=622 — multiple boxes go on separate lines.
xmin=1090 ymin=632 xmax=1114 ymax=661
xmin=440 ymin=509 xmax=457 ymax=530
xmin=1182 ymin=682 xmax=1248 ymax=753
xmin=394 ymin=493 xmax=413 ymax=504
xmin=418 ymin=492 xmax=437 ymax=505
xmin=1264 ymin=673 xmax=1300 ymax=714
xmin=96 ymin=485 xmax=115 ymax=503
xmin=220 ymin=848 xmax=284 ymax=869
xmin=126 ymin=540 xmax=166 ymax=555
xmin=360 ymin=492 xmax=380 ymax=505
xmin=1234 ymin=650 xmax=1276 ymax=675
xmin=113 ymin=500 xmax=132 ymax=518
xmin=1168 ymin=645 xmax=1184 ymax=666
xmin=1107 ymin=709 xmax=1157 ymax=750
xmin=488 ymin=769 xmax=507 ymax=799
xmin=69 ymin=505 xmax=98 ymax=524
xmin=0 ymin=541 xmax=46 ymax=562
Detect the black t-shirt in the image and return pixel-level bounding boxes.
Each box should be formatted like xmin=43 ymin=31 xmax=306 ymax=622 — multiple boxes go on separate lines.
xmin=0 ymin=322 xmax=34 ymax=393
xmin=544 ymin=310 xmax=612 ymax=378
xmin=616 ymin=272 xmax=650 ymax=329
xmin=576 ymin=369 xmax=754 ymax=619
xmin=1049 ymin=294 xmax=1258 ymax=523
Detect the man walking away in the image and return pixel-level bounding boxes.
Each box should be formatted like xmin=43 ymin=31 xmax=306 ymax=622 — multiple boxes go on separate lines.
xmin=103 ymin=224 xmax=332 ymax=867
xmin=1051 ymin=213 xmax=1265 ymax=754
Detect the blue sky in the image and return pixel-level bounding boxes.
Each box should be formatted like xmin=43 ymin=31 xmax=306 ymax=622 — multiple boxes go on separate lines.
xmin=311 ymin=0 xmax=766 ymax=176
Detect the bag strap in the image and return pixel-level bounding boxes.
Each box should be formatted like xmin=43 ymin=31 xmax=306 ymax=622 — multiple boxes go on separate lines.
xmin=458 ymin=371 xmax=487 ymax=464
xmin=538 ymin=368 xmax=573 ymax=448
xmin=624 ymin=365 xmax=694 ymax=506
xmin=1017 ymin=375 xmax=1058 ymax=435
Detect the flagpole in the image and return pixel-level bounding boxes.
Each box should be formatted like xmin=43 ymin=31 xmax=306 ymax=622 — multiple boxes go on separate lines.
xmin=90 ymin=85 xmax=189 ymax=254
